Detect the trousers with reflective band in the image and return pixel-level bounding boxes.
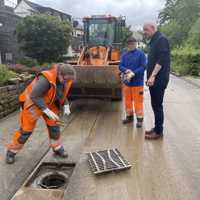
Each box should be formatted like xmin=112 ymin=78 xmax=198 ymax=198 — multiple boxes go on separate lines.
xmin=123 ymin=85 xmax=144 ymax=117
xmin=6 ymin=103 xmax=62 ymax=153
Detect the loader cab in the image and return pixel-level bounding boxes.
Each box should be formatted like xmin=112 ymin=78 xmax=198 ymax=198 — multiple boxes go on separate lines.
xmin=83 ymin=15 xmax=125 ymax=48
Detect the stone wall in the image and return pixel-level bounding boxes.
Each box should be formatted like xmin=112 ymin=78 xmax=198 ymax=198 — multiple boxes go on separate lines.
xmin=0 ymin=81 xmax=28 ymax=119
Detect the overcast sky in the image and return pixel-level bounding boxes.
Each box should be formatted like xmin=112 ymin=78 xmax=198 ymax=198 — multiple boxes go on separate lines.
xmin=6 ymin=0 xmax=165 ymax=30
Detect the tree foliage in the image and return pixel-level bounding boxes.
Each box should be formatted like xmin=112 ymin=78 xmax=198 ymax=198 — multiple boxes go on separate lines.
xmin=158 ymin=0 xmax=200 ymax=48
xmin=187 ymin=18 xmax=200 ymax=49
xmin=121 ymin=25 xmax=133 ymax=48
xmin=16 ymin=14 xmax=72 ymax=64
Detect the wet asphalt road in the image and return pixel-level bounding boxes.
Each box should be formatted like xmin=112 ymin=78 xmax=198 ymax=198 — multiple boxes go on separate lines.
xmin=3 ymin=75 xmax=200 ymax=200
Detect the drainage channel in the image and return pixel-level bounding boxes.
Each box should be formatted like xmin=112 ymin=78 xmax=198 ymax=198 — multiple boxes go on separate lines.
xmin=11 ymin=162 xmax=76 ymax=200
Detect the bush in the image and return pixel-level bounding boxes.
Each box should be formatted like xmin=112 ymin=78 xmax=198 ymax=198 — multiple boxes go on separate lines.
xmin=18 ymin=57 xmax=38 ymax=68
xmin=172 ymin=47 xmax=200 ymax=76
xmin=0 ymin=65 xmax=16 ymax=84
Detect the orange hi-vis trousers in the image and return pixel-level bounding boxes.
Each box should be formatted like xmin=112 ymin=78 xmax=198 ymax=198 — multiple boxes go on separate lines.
xmin=7 ymin=104 xmax=62 ymax=153
xmin=123 ymin=85 xmax=144 ymax=118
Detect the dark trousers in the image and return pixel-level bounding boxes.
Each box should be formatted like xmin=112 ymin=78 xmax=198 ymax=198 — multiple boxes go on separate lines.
xmin=149 ymin=86 xmax=165 ymax=134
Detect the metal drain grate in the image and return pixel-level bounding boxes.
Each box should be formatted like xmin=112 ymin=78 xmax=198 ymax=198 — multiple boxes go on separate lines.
xmin=87 ymin=149 xmax=131 ymax=174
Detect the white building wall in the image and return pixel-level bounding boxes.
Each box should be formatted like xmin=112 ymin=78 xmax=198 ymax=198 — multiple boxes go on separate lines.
xmin=14 ymin=0 xmax=35 ymax=18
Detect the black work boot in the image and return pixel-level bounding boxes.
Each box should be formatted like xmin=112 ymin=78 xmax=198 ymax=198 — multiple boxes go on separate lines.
xmin=6 ymin=150 xmax=16 ymax=164
xmin=122 ymin=115 xmax=134 ymax=124
xmin=136 ymin=117 xmax=143 ymax=128
xmin=53 ymin=146 xmax=68 ymax=158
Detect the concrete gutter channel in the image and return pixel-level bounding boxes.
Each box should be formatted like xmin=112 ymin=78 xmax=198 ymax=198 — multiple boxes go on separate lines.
xmin=10 ymin=100 xmax=101 ymax=200
xmin=0 ymin=102 xmax=79 ymax=200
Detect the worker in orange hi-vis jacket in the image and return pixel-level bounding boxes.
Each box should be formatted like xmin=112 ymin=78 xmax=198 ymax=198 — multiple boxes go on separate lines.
xmin=6 ymin=63 xmax=76 ymax=164
xmin=119 ymin=37 xmax=146 ymax=128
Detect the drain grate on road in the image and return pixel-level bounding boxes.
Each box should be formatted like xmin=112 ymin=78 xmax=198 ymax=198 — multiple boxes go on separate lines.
xmin=87 ymin=149 xmax=131 ymax=175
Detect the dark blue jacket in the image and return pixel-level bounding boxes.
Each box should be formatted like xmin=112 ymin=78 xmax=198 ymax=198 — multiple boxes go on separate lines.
xmin=147 ymin=31 xmax=170 ymax=89
xmin=119 ymin=49 xmax=146 ymax=86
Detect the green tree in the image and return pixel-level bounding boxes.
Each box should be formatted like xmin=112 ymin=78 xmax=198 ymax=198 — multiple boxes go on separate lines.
xmin=158 ymin=0 xmax=178 ymax=25
xmin=16 ymin=14 xmax=72 ymax=64
xmin=158 ymin=0 xmax=200 ymax=48
xmin=187 ymin=18 xmax=200 ymax=49
xmin=159 ymin=20 xmax=184 ymax=48
xmin=159 ymin=0 xmax=200 ymax=26
xmin=121 ymin=25 xmax=133 ymax=48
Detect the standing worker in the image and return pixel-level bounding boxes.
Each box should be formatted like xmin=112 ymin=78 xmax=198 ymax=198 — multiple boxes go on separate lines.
xmin=143 ymin=22 xmax=170 ymax=140
xmin=119 ymin=37 xmax=146 ymax=127
xmin=6 ymin=63 xmax=76 ymax=164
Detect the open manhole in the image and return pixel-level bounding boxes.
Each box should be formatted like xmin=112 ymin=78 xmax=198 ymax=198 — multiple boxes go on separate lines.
xmin=39 ymin=172 xmax=67 ymax=189
xmin=25 ymin=162 xmax=75 ymax=190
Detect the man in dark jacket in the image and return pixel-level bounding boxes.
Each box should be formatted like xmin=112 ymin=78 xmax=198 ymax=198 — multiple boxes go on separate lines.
xmin=143 ymin=22 xmax=170 ymax=139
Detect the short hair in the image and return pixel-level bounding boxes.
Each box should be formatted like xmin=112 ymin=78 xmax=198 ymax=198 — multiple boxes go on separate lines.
xmin=58 ymin=63 xmax=76 ymax=80
xmin=143 ymin=22 xmax=157 ymax=31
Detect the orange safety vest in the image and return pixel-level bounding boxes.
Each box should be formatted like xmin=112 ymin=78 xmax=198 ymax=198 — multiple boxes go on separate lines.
xmin=19 ymin=64 xmax=73 ymax=109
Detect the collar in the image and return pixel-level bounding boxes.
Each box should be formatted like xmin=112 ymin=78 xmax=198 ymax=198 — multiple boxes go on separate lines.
xmin=150 ymin=31 xmax=161 ymax=44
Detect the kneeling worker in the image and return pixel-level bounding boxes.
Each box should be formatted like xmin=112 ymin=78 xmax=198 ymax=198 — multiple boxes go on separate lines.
xmin=6 ymin=63 xmax=76 ymax=164
xmin=119 ymin=37 xmax=146 ymax=127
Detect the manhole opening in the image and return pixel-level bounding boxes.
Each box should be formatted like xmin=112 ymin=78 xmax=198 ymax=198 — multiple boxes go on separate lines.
xmin=25 ymin=162 xmax=75 ymax=190
xmin=39 ymin=173 xmax=66 ymax=189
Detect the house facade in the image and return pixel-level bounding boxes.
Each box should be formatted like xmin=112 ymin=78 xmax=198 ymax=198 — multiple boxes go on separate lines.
xmin=15 ymin=0 xmax=71 ymax=22
xmin=0 ymin=1 xmax=22 ymax=64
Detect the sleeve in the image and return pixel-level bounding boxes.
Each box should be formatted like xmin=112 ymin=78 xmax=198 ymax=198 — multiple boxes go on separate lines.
xmin=156 ymin=37 xmax=170 ymax=67
xmin=30 ymin=75 xmax=50 ymax=111
xmin=119 ymin=53 xmax=127 ymax=73
xmin=133 ymin=51 xmax=146 ymax=75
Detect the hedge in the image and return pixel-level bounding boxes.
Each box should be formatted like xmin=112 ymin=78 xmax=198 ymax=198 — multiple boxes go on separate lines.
xmin=171 ymin=47 xmax=200 ymax=76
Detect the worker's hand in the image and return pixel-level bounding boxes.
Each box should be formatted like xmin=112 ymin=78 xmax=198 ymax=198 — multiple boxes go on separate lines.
xmin=125 ymin=70 xmax=135 ymax=82
xmin=43 ymin=108 xmax=59 ymax=121
xmin=146 ymin=76 xmax=155 ymax=87
xmin=63 ymin=104 xmax=71 ymax=116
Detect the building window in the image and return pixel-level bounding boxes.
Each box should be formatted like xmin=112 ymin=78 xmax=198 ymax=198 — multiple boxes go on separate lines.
xmin=5 ymin=53 xmax=13 ymax=61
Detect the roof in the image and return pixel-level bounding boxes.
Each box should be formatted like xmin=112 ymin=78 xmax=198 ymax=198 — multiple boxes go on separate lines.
xmin=23 ymin=0 xmax=71 ymax=19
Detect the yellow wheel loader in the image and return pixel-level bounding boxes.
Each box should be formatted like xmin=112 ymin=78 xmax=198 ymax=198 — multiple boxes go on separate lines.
xmin=68 ymin=15 xmax=126 ymax=100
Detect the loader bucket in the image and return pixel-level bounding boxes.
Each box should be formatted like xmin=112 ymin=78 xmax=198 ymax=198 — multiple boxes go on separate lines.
xmin=69 ymin=65 xmax=122 ymax=100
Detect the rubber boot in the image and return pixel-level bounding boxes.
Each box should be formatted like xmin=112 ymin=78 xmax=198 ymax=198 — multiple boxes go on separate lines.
xmin=53 ymin=146 xmax=68 ymax=158
xmin=136 ymin=117 xmax=143 ymax=128
xmin=122 ymin=115 xmax=134 ymax=124
xmin=6 ymin=150 xmax=16 ymax=164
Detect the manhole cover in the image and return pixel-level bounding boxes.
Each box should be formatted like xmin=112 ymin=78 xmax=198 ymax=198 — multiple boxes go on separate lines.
xmin=87 ymin=148 xmax=131 ymax=174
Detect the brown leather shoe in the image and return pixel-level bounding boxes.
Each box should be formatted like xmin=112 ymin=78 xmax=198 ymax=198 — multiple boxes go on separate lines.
xmin=145 ymin=132 xmax=163 ymax=140
xmin=145 ymin=128 xmax=155 ymax=135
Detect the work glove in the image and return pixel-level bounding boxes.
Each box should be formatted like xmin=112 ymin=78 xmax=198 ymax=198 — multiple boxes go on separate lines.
xmin=124 ymin=69 xmax=135 ymax=82
xmin=43 ymin=108 xmax=59 ymax=121
xmin=63 ymin=104 xmax=71 ymax=116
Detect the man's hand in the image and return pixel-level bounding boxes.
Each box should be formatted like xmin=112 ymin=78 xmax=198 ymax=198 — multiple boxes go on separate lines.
xmin=146 ymin=75 xmax=155 ymax=87
xmin=43 ymin=108 xmax=59 ymax=121
xmin=63 ymin=104 xmax=71 ymax=116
